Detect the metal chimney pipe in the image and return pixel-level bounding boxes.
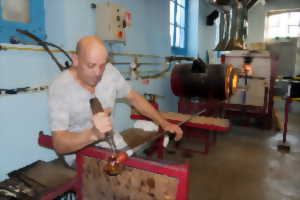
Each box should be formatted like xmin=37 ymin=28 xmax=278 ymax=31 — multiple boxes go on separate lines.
xmin=208 ymin=0 xmax=232 ymax=50
xmin=215 ymin=9 xmax=231 ymax=50
xmin=226 ymin=0 xmax=248 ymax=50
xmin=209 ymin=0 xmax=249 ymax=51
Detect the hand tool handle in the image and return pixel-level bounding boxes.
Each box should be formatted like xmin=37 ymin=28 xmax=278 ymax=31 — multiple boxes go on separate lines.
xmin=90 ymin=97 xmax=104 ymax=114
xmin=89 ymin=98 xmax=116 ymax=153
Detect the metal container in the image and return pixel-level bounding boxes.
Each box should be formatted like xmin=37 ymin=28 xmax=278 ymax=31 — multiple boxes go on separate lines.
xmin=171 ymin=61 xmax=239 ymax=100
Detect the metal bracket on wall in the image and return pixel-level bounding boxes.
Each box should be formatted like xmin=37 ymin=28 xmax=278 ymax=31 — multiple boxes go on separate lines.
xmin=0 ymin=85 xmax=48 ymax=97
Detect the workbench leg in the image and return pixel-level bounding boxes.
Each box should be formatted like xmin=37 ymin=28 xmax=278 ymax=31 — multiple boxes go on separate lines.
xmin=283 ymin=98 xmax=291 ymax=143
xmin=277 ymin=98 xmax=291 ymax=152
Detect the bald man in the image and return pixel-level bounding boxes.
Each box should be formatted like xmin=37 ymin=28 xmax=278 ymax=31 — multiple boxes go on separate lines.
xmin=48 ymin=36 xmax=183 ymax=166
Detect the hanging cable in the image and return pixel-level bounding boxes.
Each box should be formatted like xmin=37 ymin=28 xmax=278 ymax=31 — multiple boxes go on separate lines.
xmin=16 ymin=29 xmax=73 ymax=71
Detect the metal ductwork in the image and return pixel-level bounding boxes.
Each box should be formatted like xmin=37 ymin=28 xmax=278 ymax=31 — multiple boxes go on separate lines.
xmin=209 ymin=0 xmax=249 ymax=50
xmin=214 ymin=5 xmax=231 ymax=50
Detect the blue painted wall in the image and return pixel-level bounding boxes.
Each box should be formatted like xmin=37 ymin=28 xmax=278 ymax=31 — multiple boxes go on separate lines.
xmin=198 ymin=0 xmax=218 ymax=62
xmin=187 ymin=0 xmax=199 ymax=58
xmin=0 ymin=0 xmax=183 ymax=180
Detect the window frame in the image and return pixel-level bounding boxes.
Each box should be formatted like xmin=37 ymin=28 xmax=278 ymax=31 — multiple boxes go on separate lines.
xmin=265 ymin=9 xmax=300 ymax=40
xmin=170 ymin=0 xmax=189 ymax=55
xmin=0 ymin=0 xmax=46 ymax=43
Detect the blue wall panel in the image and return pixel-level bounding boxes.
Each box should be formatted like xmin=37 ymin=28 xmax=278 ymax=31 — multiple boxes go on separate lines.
xmin=0 ymin=0 xmax=46 ymax=43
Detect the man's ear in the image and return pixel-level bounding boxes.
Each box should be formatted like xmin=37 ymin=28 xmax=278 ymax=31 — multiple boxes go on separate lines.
xmin=72 ymin=54 xmax=79 ymax=67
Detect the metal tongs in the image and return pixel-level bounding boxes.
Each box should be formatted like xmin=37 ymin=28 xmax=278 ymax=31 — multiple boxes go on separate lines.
xmin=106 ymin=130 xmax=117 ymax=153
xmin=90 ymin=97 xmax=117 ymax=153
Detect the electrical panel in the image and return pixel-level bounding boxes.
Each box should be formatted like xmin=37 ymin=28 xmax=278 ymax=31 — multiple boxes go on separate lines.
xmin=95 ymin=2 xmax=131 ymax=42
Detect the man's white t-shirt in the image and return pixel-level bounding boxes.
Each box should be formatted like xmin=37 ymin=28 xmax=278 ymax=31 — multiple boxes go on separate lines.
xmin=48 ymin=63 xmax=131 ymax=166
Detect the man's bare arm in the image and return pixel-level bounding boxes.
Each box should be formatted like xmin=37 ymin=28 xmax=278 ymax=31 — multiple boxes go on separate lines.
xmin=126 ymin=90 xmax=183 ymax=140
xmin=52 ymin=128 xmax=99 ymax=154
xmin=52 ymin=112 xmax=112 ymax=154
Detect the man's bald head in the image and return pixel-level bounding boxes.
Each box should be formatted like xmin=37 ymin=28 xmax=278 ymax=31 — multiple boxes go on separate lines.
xmin=76 ymin=35 xmax=107 ymax=57
xmin=72 ymin=35 xmax=109 ymax=88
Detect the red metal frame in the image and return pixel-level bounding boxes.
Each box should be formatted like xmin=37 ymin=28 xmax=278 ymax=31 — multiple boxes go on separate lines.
xmin=176 ymin=98 xmax=226 ymax=154
xmin=38 ymin=132 xmax=189 ymax=200
xmin=132 ymin=100 xmax=228 ymax=155
xmin=177 ymin=127 xmax=217 ymax=154
xmin=131 ymin=99 xmax=228 ymax=155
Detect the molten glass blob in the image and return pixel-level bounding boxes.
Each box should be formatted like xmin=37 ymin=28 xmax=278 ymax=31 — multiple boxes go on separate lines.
xmin=104 ymin=152 xmax=129 ymax=176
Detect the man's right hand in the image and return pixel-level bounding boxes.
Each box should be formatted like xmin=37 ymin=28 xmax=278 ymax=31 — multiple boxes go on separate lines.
xmin=92 ymin=112 xmax=112 ymax=140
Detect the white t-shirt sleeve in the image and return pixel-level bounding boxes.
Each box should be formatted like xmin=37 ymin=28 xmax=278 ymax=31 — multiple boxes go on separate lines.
xmin=95 ymin=63 xmax=131 ymax=109
xmin=109 ymin=63 xmax=131 ymax=98
xmin=48 ymin=83 xmax=69 ymax=131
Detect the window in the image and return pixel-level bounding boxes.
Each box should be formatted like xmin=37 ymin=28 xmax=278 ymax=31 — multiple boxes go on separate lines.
xmin=266 ymin=9 xmax=300 ymax=40
xmin=2 ymin=0 xmax=29 ymax=23
xmin=170 ymin=0 xmax=188 ymax=55
xmin=0 ymin=0 xmax=46 ymax=43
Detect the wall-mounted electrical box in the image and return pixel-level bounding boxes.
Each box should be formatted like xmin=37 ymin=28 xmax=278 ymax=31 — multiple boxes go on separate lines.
xmin=0 ymin=0 xmax=46 ymax=43
xmin=95 ymin=2 xmax=131 ymax=42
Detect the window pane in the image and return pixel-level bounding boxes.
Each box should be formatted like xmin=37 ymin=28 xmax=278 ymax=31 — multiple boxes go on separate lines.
xmin=277 ymin=26 xmax=288 ymax=37
xmin=170 ymin=1 xmax=175 ymax=24
xmin=176 ymin=6 xmax=185 ymax=27
xmin=276 ymin=27 xmax=288 ymax=37
xmin=268 ymin=27 xmax=280 ymax=38
xmin=177 ymin=0 xmax=185 ymax=7
xmin=2 ymin=0 xmax=29 ymax=23
xmin=170 ymin=24 xmax=174 ymax=46
xmin=267 ymin=11 xmax=300 ymax=39
xmin=175 ymin=27 xmax=180 ymax=47
xmin=289 ymin=12 xmax=300 ymax=25
xmin=268 ymin=15 xmax=280 ymax=27
xmin=289 ymin=26 xmax=300 ymax=37
xmin=176 ymin=6 xmax=180 ymax=25
xmin=279 ymin=13 xmax=289 ymax=28
xmin=180 ymin=28 xmax=185 ymax=48
xmin=181 ymin=7 xmax=185 ymax=27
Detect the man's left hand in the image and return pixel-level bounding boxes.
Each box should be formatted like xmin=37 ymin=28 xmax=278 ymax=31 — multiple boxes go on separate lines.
xmin=160 ymin=121 xmax=183 ymax=141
